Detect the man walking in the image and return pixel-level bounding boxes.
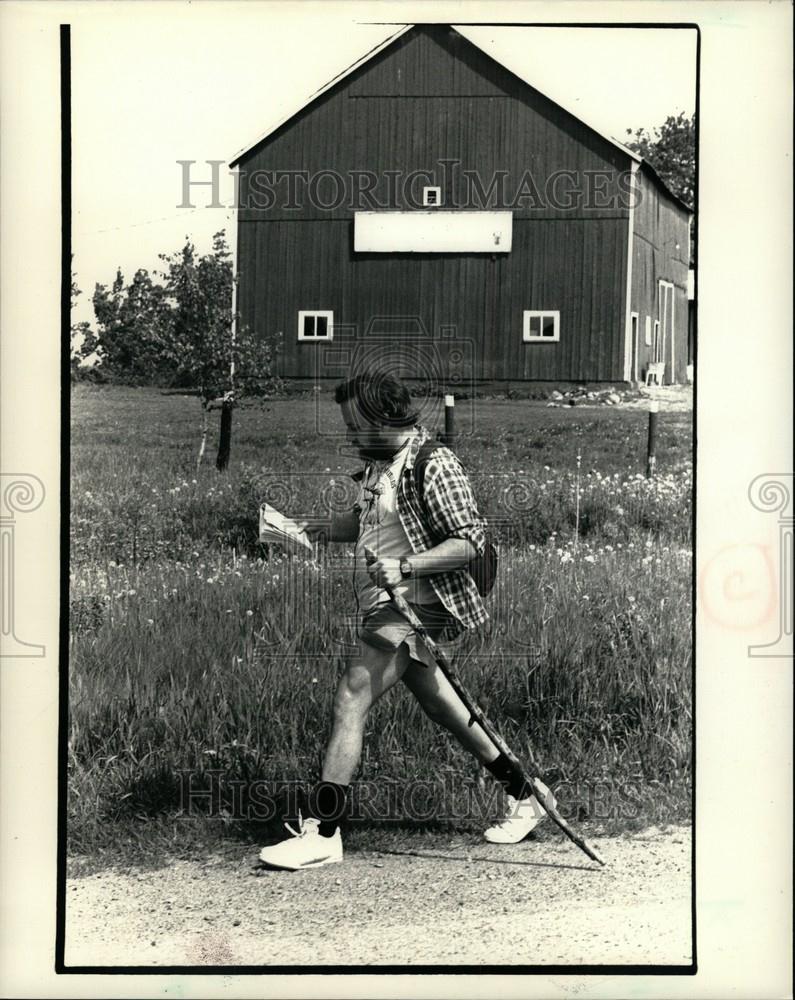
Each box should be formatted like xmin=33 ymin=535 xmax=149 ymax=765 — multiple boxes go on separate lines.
xmin=258 ymin=371 xmax=553 ymax=870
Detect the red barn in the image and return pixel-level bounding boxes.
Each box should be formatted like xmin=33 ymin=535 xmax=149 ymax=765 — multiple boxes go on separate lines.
xmin=230 ymin=24 xmax=692 ymax=388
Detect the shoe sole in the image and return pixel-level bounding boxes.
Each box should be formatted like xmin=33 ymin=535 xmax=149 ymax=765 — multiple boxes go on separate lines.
xmin=257 ymin=853 xmax=342 ymax=871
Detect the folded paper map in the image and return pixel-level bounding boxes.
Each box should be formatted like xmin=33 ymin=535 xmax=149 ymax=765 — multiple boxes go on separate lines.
xmin=258 ymin=502 xmax=313 ymax=551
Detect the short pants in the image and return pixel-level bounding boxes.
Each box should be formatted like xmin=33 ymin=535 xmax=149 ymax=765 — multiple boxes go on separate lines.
xmin=358 ymin=601 xmax=455 ymax=668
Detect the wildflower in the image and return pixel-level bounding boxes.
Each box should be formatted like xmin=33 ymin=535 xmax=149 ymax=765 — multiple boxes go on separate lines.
xmin=226 ymin=609 xmax=233 ymax=614
xmin=127 ymin=589 xmax=137 ymax=596
xmin=146 ymin=619 xmax=154 ymax=626
xmin=246 ymin=610 xmax=254 ymax=617
xmin=584 ymin=555 xmax=595 ymax=563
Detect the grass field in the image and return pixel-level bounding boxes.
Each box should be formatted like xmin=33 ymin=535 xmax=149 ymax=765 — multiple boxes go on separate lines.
xmin=69 ymin=384 xmax=693 ymax=856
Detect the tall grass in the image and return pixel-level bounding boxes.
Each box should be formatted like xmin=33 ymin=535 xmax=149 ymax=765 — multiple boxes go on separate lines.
xmin=69 ymin=385 xmax=693 ymax=852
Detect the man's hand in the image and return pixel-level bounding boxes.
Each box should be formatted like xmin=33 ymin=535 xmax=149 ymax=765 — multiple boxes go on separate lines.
xmin=366 ymin=556 xmax=403 ymax=588
xmin=296 ymin=517 xmax=331 ymax=542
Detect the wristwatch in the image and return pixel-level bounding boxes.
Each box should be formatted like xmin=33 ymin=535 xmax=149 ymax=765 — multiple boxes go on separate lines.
xmin=399 ymin=556 xmax=414 ymax=579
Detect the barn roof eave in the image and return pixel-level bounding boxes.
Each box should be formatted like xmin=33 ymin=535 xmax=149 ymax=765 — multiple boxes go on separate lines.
xmin=639 ymin=159 xmax=694 ymax=214
xmin=228 ymin=22 xmax=693 ymax=219
xmin=228 ymin=24 xmax=413 ymax=167
xmin=228 ymin=24 xmax=650 ymax=170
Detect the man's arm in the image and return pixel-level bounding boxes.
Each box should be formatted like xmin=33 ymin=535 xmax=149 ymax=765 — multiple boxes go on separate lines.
xmin=366 ymin=537 xmax=475 ymax=588
xmin=298 ymin=510 xmax=359 ymax=543
xmin=420 ymin=451 xmax=487 ymax=557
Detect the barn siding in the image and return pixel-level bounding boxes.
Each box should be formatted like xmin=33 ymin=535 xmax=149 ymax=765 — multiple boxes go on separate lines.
xmin=235 ymin=25 xmax=685 ymax=384
xmin=237 ymin=26 xmax=631 ymax=225
xmin=241 ymin=214 xmax=627 ymax=382
xmin=630 ymin=168 xmax=691 ymax=383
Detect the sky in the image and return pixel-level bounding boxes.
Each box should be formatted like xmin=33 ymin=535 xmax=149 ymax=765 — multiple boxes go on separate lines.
xmin=71 ymin=3 xmax=697 ymax=325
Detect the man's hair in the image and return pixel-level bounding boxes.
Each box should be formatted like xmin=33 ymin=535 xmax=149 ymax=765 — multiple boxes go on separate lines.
xmin=333 ymin=371 xmax=417 ymax=427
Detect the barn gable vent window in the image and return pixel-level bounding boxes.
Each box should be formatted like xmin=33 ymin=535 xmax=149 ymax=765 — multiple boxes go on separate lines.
xmin=523 ymin=310 xmax=560 ymax=342
xmin=422 ymin=186 xmax=441 ymax=207
xmin=298 ymin=310 xmax=333 ymax=341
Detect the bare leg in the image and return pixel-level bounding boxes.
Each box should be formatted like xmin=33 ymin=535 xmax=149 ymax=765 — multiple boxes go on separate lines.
xmin=321 ymin=640 xmax=411 ymax=785
xmin=402 ymin=657 xmax=499 ymax=764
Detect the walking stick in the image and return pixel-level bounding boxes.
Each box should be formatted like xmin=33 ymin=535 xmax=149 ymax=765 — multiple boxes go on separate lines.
xmin=364 ymin=550 xmax=605 ymax=866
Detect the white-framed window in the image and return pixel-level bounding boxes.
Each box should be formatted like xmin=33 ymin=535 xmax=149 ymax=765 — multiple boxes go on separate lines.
xmin=645 ymin=315 xmax=652 ymax=346
xmin=523 ymin=310 xmax=560 ymax=342
xmin=422 ymin=186 xmax=441 ymax=207
xmin=298 ymin=310 xmax=333 ymax=341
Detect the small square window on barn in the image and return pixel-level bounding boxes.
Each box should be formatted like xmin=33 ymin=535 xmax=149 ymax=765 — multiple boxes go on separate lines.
xmin=298 ymin=310 xmax=333 ymax=341
xmin=523 ymin=310 xmax=560 ymax=342
xmin=422 ymin=186 xmax=441 ymax=207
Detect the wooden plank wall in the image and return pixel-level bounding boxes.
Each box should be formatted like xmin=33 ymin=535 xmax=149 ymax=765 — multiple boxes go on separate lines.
xmin=236 ymin=26 xmax=654 ymax=382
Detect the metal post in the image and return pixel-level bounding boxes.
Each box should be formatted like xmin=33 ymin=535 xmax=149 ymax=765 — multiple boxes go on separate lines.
xmin=443 ymin=393 xmax=455 ymax=447
xmin=646 ymin=401 xmax=659 ymax=478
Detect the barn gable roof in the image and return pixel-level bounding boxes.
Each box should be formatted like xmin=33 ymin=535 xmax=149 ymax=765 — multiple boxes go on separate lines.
xmin=229 ymin=23 xmax=691 ymax=213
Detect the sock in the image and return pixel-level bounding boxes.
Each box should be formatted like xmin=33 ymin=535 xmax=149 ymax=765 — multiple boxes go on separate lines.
xmin=309 ymin=781 xmax=349 ymax=837
xmin=484 ymin=753 xmax=534 ymax=801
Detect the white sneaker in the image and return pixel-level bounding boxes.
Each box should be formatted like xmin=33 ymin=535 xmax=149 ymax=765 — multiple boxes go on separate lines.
xmin=258 ymin=815 xmax=343 ymax=870
xmin=484 ymin=781 xmax=556 ymax=844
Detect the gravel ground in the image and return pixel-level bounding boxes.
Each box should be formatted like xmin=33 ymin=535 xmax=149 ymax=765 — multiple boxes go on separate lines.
xmin=65 ymin=825 xmax=692 ymax=967
xmin=621 ymin=384 xmax=693 ymax=412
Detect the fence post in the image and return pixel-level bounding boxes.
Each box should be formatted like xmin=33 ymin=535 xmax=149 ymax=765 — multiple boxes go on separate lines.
xmin=646 ymin=400 xmax=659 ymax=478
xmin=443 ymin=394 xmax=455 ymax=447
xmin=216 ymin=400 xmax=234 ymax=471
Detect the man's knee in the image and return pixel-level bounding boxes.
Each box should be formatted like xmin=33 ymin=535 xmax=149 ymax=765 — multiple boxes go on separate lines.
xmin=332 ymin=661 xmax=377 ymax=721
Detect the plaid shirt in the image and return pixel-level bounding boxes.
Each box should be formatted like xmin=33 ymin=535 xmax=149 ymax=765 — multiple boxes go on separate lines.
xmin=352 ymin=426 xmax=489 ymax=637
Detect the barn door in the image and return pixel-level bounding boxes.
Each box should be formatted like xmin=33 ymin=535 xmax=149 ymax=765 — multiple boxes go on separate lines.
xmin=658 ymin=281 xmax=675 ymax=384
xmin=630 ymin=313 xmax=640 ymax=384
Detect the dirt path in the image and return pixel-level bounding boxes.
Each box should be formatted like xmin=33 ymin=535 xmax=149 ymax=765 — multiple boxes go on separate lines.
xmin=65 ymin=826 xmax=691 ymax=967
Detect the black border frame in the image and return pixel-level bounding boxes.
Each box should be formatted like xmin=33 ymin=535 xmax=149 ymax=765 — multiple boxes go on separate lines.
xmin=55 ymin=18 xmax=699 ymax=977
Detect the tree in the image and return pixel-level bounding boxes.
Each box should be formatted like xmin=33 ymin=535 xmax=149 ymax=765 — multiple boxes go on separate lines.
xmin=92 ymin=268 xmax=169 ymax=382
xmin=70 ymin=270 xmax=100 ymax=375
xmin=157 ymin=231 xmax=280 ymax=469
xmin=625 ymin=112 xmax=696 ymax=209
